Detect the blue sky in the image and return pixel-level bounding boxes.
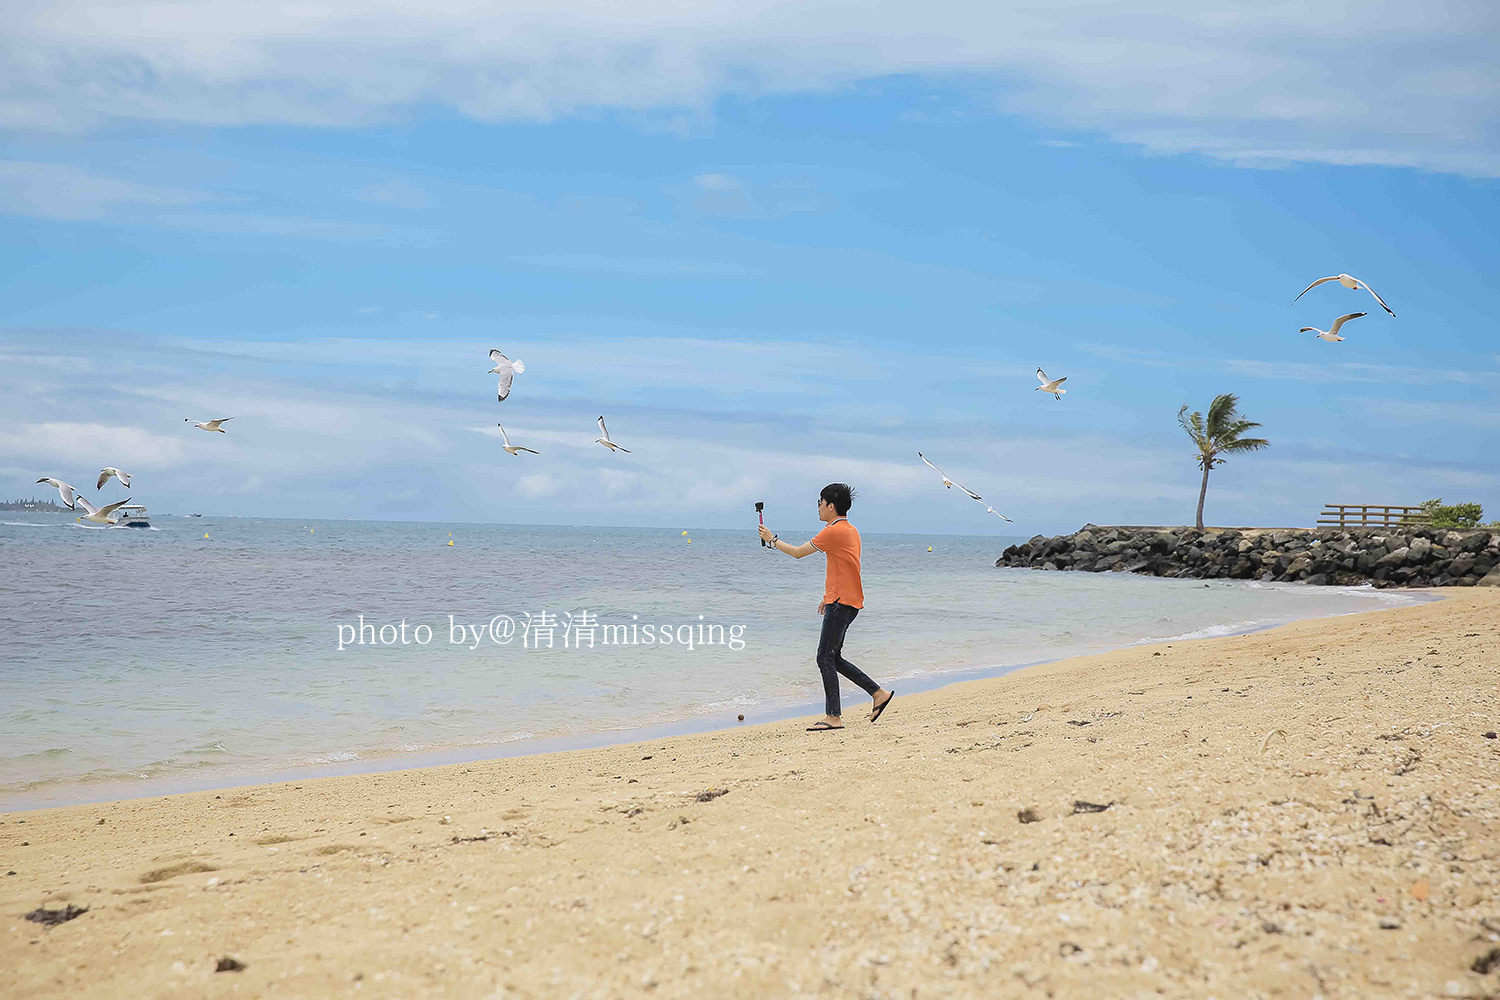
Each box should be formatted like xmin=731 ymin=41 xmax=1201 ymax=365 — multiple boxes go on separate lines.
xmin=2 ymin=2 xmax=1497 ymax=534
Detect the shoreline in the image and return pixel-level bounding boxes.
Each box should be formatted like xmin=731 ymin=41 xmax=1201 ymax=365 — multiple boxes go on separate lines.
xmin=4 ymin=588 xmax=1496 ymax=998
xmin=4 ymin=589 xmax=1497 ymax=997
xmin=0 ymin=582 xmax=1437 ymax=814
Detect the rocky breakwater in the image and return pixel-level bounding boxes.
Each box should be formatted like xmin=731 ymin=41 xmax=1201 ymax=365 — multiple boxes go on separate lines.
xmin=997 ymin=525 xmax=1500 ymax=588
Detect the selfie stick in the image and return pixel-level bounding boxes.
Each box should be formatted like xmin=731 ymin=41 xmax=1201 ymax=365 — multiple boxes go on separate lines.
xmin=755 ymin=501 xmax=767 ymax=547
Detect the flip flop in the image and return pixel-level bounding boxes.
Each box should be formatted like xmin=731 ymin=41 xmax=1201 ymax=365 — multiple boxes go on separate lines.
xmin=870 ymin=690 xmax=895 ymax=723
xmin=806 ymin=722 xmax=845 ymax=732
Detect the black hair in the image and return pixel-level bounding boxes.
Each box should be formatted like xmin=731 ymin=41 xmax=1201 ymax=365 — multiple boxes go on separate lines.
xmin=820 ymin=483 xmax=855 ymax=516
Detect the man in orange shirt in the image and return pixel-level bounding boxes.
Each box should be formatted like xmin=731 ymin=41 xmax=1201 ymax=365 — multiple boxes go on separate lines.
xmin=759 ymin=483 xmax=895 ymax=732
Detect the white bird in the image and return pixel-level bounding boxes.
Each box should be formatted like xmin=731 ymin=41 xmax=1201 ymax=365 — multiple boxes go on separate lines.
xmin=594 ymin=416 xmax=631 ymax=453
xmin=1036 ymin=368 xmax=1067 ymax=400
xmin=918 ymin=452 xmax=982 ymax=502
xmin=36 ymin=477 xmax=80 ymax=510
xmin=488 ymin=349 xmax=526 ymax=402
xmin=75 ymin=495 xmax=132 ymax=526
xmin=1293 ymin=273 xmax=1395 ymax=317
xmin=983 ymin=505 xmax=1013 ymax=522
xmin=1300 ymin=311 xmax=1367 ymax=343
xmin=497 ymin=424 xmax=539 ymax=456
xmin=186 ymin=417 xmax=232 ymax=433
xmin=97 ymin=467 xmax=132 ymax=490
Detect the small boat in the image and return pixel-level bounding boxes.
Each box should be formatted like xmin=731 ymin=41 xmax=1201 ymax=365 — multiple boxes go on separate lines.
xmin=116 ymin=505 xmax=151 ymax=528
xmin=189 ymin=513 xmax=203 ymax=517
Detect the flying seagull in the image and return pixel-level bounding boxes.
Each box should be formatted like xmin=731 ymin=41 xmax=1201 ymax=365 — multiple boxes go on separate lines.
xmin=1293 ymin=273 xmax=1395 ymax=317
xmin=497 ymin=424 xmax=539 ymax=456
xmin=983 ymin=505 xmax=1013 ymax=522
xmin=595 ymin=416 xmax=631 ymax=453
xmin=97 ymin=467 xmax=132 ymax=490
xmin=488 ymin=349 xmax=526 ymax=402
xmin=1301 ymin=311 xmax=1367 ymax=343
xmin=1036 ymin=368 xmax=1067 ymax=400
xmin=186 ymin=417 xmax=232 ymax=433
xmin=918 ymin=452 xmax=982 ymax=502
xmin=76 ymin=495 xmax=132 ymax=526
xmin=36 ymin=477 xmax=80 ymax=510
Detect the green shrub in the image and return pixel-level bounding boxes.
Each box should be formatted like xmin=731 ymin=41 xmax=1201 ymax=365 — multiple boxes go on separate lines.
xmin=1418 ymin=498 xmax=1484 ymax=529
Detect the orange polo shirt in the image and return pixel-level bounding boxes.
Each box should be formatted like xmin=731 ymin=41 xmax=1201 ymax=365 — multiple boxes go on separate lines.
xmin=809 ymin=518 xmax=863 ymax=609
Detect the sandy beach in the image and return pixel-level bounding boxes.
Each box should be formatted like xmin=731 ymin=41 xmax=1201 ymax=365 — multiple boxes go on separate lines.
xmin=4 ymin=590 xmax=1498 ymax=999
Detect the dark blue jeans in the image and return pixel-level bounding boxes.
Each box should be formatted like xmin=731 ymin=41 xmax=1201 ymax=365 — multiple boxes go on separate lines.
xmin=817 ymin=601 xmax=880 ymax=717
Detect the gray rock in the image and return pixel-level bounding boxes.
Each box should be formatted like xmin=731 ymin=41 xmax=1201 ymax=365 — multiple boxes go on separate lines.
xmin=1478 ymin=566 xmax=1500 ymax=588
xmin=1407 ymin=537 xmax=1432 ymax=564
xmin=1376 ymin=546 xmax=1409 ymax=567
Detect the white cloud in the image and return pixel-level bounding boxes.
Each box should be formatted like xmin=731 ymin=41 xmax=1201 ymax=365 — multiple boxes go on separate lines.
xmin=0 ymin=160 xmax=214 ymax=221
xmin=2 ymin=422 xmax=187 ymax=468
xmin=516 ymin=472 xmax=561 ymax=498
xmin=1 ymin=2 xmax=1494 ymax=175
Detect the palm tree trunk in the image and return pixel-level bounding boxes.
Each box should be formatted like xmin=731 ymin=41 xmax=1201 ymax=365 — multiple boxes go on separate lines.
xmin=1195 ymin=465 xmax=1210 ymax=531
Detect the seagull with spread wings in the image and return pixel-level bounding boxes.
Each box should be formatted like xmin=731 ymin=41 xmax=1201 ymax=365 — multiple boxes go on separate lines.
xmin=594 ymin=416 xmax=631 ymax=453
xmin=497 ymin=424 xmax=539 ymax=456
xmin=1293 ymin=273 xmax=1395 ymax=317
xmin=1035 ymin=368 xmax=1067 ymax=400
xmin=918 ymin=452 xmax=982 ymax=502
xmin=36 ymin=477 xmax=80 ymax=510
xmin=983 ymin=505 xmax=1013 ymax=522
xmin=76 ymin=495 xmax=132 ymax=526
xmin=97 ymin=467 xmax=131 ymax=490
xmin=186 ymin=417 xmax=232 ymax=433
xmin=488 ymin=349 xmax=526 ymax=402
xmin=1301 ymin=311 xmax=1367 ymax=343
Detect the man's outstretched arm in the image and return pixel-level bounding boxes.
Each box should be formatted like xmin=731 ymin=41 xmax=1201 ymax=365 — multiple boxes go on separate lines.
xmin=758 ymin=524 xmax=818 ymax=559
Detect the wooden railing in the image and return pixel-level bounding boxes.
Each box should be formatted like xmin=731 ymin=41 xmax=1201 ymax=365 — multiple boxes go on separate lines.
xmin=1317 ymin=504 xmax=1430 ymax=529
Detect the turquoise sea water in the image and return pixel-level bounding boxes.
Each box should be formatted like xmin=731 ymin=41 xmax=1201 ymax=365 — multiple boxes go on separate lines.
xmin=0 ymin=514 xmax=1420 ymax=810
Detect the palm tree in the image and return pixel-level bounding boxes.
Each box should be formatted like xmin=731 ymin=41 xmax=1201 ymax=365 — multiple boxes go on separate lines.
xmin=1177 ymin=393 xmax=1270 ymax=531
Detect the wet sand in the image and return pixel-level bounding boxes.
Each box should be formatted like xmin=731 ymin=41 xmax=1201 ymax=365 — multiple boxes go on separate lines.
xmin=3 ymin=589 xmax=1498 ymax=998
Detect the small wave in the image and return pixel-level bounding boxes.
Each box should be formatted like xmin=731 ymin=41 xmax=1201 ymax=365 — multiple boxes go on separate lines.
xmin=1139 ymin=619 xmax=1262 ymax=643
xmin=702 ymin=694 xmax=759 ymax=711
xmin=286 ymin=750 xmax=362 ymax=766
xmin=0 ymin=746 xmax=73 ymax=762
xmin=3 ymin=520 xmax=62 ymax=527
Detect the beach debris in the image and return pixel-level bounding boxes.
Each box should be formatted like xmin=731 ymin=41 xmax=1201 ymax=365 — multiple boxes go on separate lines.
xmin=641 ymin=755 xmax=652 ymax=760
xmin=1378 ymin=917 xmax=1402 ymax=930
xmin=1473 ymin=948 xmax=1500 ymax=975
xmin=1259 ymin=728 xmax=1288 ymax=753
xmin=695 ymin=788 xmax=728 ymax=803
xmin=215 ymin=956 xmax=247 ymax=973
xmin=1072 ymin=800 xmax=1112 ymax=814
xmin=1058 ymin=941 xmax=1083 ymax=957
xmin=1066 ymin=720 xmax=1091 ymax=727
xmin=1393 ymin=749 xmax=1422 ymax=775
xmin=1484 ymin=731 xmax=1497 ymax=739
xmin=24 ymin=904 xmax=88 ymax=926
xmin=1017 ymin=808 xmax=1040 ymax=824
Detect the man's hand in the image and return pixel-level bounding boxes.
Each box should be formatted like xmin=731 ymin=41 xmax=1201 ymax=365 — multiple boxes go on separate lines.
xmin=817 ymin=601 xmax=825 ymax=615
xmin=758 ymin=524 xmax=775 ymax=544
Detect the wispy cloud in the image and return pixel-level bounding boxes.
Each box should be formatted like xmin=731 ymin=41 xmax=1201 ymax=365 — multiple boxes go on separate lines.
xmin=0 ymin=160 xmax=215 ymax=222
xmin=3 ymin=2 xmax=1494 ymax=175
xmin=352 ymin=179 xmax=436 ymax=210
